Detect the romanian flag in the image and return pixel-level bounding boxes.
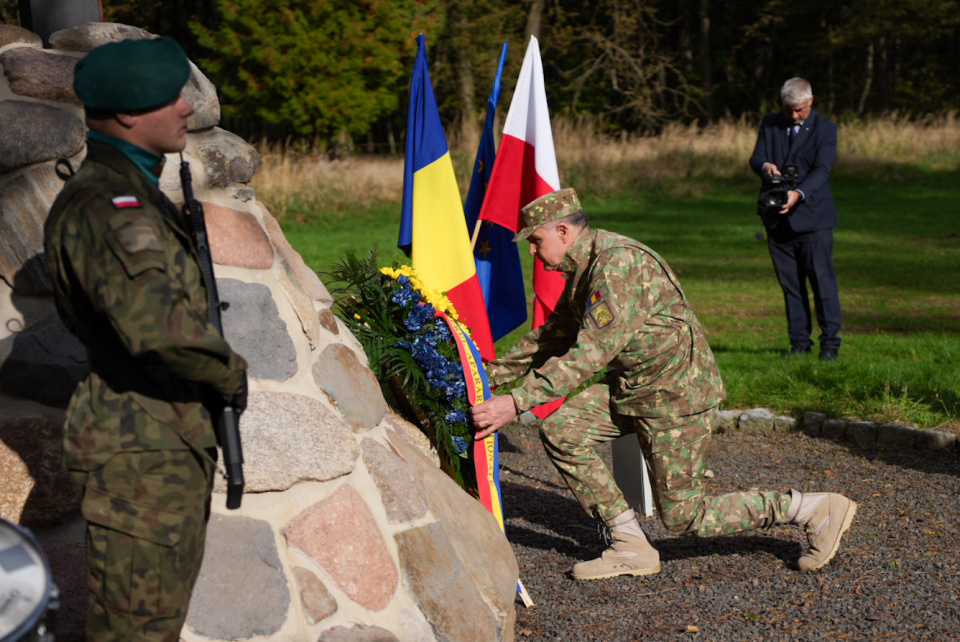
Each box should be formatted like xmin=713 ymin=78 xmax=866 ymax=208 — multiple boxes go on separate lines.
xmin=399 ymin=34 xmax=495 ymax=361
xmin=477 ymin=35 xmax=566 ymax=419
xmin=464 ymin=42 xmax=527 ymax=343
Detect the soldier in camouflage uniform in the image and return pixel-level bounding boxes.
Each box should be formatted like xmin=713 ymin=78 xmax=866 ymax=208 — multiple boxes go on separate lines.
xmin=471 ymin=188 xmax=856 ymax=580
xmin=44 ymin=38 xmax=248 ymax=640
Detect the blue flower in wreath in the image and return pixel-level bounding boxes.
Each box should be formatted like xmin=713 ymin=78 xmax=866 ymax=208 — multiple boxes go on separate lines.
xmin=452 ymin=436 xmax=469 ymax=454
xmin=391 ymin=286 xmax=420 ymax=307
xmin=404 ymin=302 xmax=436 ymax=332
xmin=445 ymin=409 xmax=468 ymax=424
xmin=435 ymin=321 xmax=453 ymax=343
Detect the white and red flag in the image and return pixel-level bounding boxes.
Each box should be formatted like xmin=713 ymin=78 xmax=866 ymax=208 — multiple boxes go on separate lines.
xmin=478 ymin=35 xmax=565 ymax=418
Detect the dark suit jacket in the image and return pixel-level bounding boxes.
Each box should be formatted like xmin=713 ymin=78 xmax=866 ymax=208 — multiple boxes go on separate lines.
xmin=749 ymin=108 xmax=838 ymax=233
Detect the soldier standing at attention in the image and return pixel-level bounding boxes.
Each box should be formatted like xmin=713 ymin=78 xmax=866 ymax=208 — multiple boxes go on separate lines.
xmin=470 ymin=188 xmax=856 ymax=580
xmin=44 ymin=38 xmax=247 ymax=640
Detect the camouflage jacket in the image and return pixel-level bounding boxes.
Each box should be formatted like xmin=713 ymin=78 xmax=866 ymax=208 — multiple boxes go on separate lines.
xmin=44 ymin=139 xmax=247 ymax=471
xmin=486 ymin=227 xmax=725 ymax=418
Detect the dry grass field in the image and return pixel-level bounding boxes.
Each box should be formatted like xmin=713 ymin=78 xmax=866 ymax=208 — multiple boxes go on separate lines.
xmin=251 ymin=113 xmax=960 ymax=222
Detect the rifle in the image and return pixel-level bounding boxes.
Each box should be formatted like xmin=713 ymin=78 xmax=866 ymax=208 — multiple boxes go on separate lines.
xmin=179 ymin=154 xmax=246 ymax=510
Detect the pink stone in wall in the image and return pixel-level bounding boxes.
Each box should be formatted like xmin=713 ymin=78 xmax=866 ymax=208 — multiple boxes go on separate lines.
xmin=196 ymin=201 xmax=275 ymax=269
xmin=282 ymin=485 xmax=399 ymax=611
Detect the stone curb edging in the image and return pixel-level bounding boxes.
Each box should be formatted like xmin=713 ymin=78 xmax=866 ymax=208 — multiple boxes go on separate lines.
xmin=716 ymin=408 xmax=960 ymax=454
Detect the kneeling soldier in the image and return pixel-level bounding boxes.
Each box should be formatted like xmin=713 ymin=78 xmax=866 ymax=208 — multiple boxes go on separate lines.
xmin=470 ymin=187 xmax=856 ymax=579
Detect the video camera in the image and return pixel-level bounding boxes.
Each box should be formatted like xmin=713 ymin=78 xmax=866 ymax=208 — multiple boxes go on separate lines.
xmin=759 ymin=164 xmax=799 ymax=209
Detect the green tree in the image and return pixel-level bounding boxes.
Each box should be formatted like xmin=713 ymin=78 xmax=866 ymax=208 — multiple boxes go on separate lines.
xmin=190 ymin=0 xmax=440 ymax=143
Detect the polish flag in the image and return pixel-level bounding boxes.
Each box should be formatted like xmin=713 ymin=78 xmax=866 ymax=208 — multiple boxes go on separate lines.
xmin=478 ymin=35 xmax=566 ymax=418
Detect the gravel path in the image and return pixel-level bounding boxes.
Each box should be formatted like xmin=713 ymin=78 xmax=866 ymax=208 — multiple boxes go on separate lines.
xmin=500 ymin=423 xmax=960 ymax=641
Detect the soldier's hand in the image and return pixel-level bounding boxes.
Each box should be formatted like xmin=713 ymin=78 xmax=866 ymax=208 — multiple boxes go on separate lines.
xmin=229 ymin=373 xmax=248 ymax=413
xmin=471 ymin=394 xmax=519 ymax=440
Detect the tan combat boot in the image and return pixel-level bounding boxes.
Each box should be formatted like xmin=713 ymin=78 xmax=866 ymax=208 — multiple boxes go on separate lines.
xmin=572 ymin=510 xmax=661 ymax=580
xmin=787 ymin=490 xmax=857 ymax=572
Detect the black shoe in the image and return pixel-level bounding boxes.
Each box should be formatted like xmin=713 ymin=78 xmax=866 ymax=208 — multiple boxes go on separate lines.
xmin=788 ymin=345 xmax=812 ymax=356
xmin=819 ymin=349 xmax=838 ymax=362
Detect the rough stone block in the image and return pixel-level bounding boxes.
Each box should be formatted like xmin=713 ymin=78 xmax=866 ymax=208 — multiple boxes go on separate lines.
xmin=277 ymin=258 xmax=320 ymax=349
xmin=738 ymin=408 xmax=775 ymax=433
xmin=0 ymin=47 xmax=79 ymax=105
xmin=774 ymin=415 xmax=798 ymax=433
xmin=846 ymin=421 xmax=878 ymax=449
xmin=313 ymin=344 xmax=387 ymax=432
xmin=188 ymin=514 xmax=289 ymax=639
xmin=0 ymin=163 xmax=68 ymax=294
xmin=190 ymin=127 xmax=261 ymax=188
xmin=387 ymin=432 xmax=518 ymax=629
xmin=395 ymin=522 xmax=499 ymax=642
xmin=361 ymin=438 xmax=428 ymax=523
xmin=0 ymin=24 xmax=42 ymax=49
xmin=233 ymin=391 xmax=359 ymax=493
xmin=876 ymin=423 xmax=916 ymax=449
xmin=183 ymin=61 xmax=220 ymax=131
xmin=914 ymin=429 xmax=957 ymax=452
xmin=201 ymin=202 xmax=274 ymax=269
xmin=292 ymin=566 xmax=337 ymax=625
xmin=48 ymin=22 xmax=153 ymax=51
xmin=318 ymin=624 xmax=399 ymax=641
xmin=821 ymin=418 xmax=847 ymax=441
xmin=0 ymin=100 xmax=85 ymax=173
xmin=715 ymin=409 xmax=740 ymax=433
xmin=802 ymin=411 xmax=827 ymax=437
xmin=219 ymin=278 xmax=298 ymax=381
xmin=283 ymin=485 xmax=398 ymax=612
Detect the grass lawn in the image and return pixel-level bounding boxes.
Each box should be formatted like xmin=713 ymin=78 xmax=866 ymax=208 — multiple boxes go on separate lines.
xmin=278 ymin=167 xmax=960 ymax=430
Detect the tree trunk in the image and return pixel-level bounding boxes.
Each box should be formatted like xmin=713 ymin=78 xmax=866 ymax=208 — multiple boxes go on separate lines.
xmin=526 ymin=0 xmax=545 ymax=40
xmin=699 ymin=0 xmax=713 ymax=124
xmin=857 ymin=41 xmax=874 ymax=115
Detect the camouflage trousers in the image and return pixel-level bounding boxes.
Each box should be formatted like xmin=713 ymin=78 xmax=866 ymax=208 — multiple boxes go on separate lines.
xmin=73 ymin=448 xmax=213 ymax=641
xmin=539 ymin=384 xmax=791 ymax=536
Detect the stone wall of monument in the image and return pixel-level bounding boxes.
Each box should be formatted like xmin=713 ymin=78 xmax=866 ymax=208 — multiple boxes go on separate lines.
xmin=0 ymin=22 xmax=518 ymax=641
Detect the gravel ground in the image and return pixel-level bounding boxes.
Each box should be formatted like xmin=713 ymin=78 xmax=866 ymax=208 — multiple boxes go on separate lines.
xmin=501 ymin=423 xmax=960 ymax=641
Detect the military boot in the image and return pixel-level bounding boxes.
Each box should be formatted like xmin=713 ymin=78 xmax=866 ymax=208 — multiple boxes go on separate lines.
xmin=787 ymin=490 xmax=857 ymax=572
xmin=572 ymin=510 xmax=661 ymax=580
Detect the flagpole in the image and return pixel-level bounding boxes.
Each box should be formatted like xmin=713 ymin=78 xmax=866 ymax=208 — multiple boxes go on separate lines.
xmin=470 ymin=220 xmax=482 ymax=250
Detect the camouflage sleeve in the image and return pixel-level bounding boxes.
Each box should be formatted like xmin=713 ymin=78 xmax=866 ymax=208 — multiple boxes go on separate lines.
xmin=509 ymin=248 xmax=653 ymax=411
xmin=71 ymin=199 xmax=246 ymax=396
xmin=484 ymin=297 xmax=579 ymax=389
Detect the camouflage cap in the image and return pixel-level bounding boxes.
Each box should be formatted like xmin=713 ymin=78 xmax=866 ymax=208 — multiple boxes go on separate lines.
xmin=74 ymin=37 xmax=190 ymax=112
xmin=514 ymin=188 xmax=583 ymax=242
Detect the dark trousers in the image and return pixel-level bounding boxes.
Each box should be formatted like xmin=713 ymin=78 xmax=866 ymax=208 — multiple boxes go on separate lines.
xmin=767 ymin=227 xmax=842 ymax=351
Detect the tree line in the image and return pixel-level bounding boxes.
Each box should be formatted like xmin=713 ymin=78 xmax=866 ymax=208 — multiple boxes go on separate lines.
xmin=3 ymin=0 xmax=959 ymax=149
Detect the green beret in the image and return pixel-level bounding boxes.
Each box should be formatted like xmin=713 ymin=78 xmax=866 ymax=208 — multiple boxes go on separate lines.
xmin=74 ymin=37 xmax=190 ymax=111
xmin=514 ymin=188 xmax=584 ymax=242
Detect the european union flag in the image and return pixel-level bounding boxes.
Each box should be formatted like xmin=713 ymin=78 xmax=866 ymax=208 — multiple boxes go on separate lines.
xmin=464 ymin=42 xmax=526 ymax=343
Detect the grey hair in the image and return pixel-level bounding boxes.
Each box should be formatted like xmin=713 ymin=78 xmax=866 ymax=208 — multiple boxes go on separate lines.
xmin=543 ymin=210 xmax=589 ymax=232
xmin=780 ymin=77 xmax=812 ymax=107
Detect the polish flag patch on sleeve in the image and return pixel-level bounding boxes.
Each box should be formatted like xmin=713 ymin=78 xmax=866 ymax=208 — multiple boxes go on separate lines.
xmin=111 ymin=196 xmax=141 ymax=209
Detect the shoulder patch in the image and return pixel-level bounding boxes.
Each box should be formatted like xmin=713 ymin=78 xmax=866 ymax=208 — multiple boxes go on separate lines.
xmin=114 ymin=223 xmax=164 ymax=254
xmin=586 ymin=290 xmax=618 ymax=331
xmin=111 ymin=196 xmax=141 ymax=209
xmin=588 ymin=301 xmax=616 ymax=330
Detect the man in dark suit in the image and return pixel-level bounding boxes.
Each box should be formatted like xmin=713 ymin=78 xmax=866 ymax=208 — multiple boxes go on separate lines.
xmin=750 ymin=77 xmax=842 ymax=361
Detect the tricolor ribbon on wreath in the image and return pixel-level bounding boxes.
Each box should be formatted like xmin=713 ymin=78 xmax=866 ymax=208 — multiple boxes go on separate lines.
xmin=433 ymin=308 xmax=533 ymax=607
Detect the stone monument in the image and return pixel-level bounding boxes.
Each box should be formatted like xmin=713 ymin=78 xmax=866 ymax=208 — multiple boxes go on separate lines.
xmin=0 ymin=22 xmax=519 ymax=641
